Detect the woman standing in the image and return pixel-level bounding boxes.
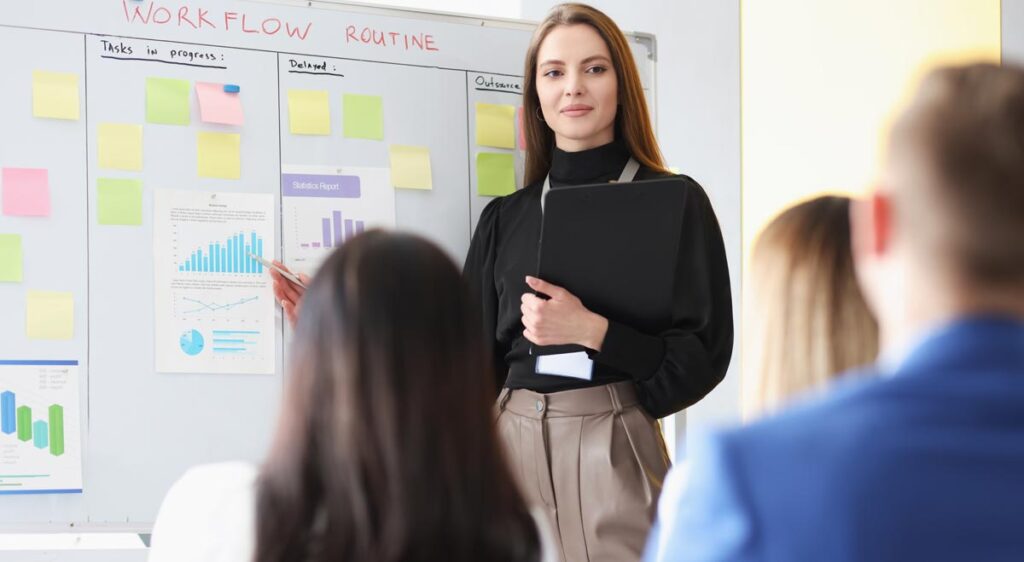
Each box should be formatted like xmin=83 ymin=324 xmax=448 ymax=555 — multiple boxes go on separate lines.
xmin=464 ymin=4 xmax=733 ymax=560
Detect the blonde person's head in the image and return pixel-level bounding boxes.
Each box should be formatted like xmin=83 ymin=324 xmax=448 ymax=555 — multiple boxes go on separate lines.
xmin=744 ymin=196 xmax=879 ymax=419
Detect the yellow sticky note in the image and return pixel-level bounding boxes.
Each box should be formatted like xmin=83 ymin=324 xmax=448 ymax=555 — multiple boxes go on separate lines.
xmin=288 ymin=89 xmax=330 ymax=135
xmin=388 ymin=145 xmax=432 ymax=190
xmin=197 ymin=132 xmax=241 ymax=179
xmin=98 ymin=123 xmax=143 ymax=171
xmin=476 ymin=103 xmax=516 ymax=149
xmin=26 ymin=291 xmax=74 ymax=340
xmin=0 ymin=234 xmax=23 ymax=283
xmin=33 ymin=71 xmax=80 ymax=120
xmin=477 ymin=152 xmax=516 ymax=197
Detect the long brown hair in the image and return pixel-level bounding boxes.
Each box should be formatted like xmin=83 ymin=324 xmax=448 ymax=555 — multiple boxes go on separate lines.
xmin=744 ymin=196 xmax=879 ymax=418
xmin=254 ymin=231 xmax=539 ymax=562
xmin=522 ymin=3 xmax=668 ymax=185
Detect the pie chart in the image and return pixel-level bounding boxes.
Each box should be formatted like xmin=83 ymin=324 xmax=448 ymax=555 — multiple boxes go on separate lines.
xmin=179 ymin=329 xmax=205 ymax=356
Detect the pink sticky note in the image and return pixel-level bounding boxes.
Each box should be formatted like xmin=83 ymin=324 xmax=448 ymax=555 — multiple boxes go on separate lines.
xmin=517 ymin=106 xmax=526 ymax=150
xmin=195 ymin=82 xmax=244 ymax=126
xmin=2 ymin=168 xmax=51 ymax=217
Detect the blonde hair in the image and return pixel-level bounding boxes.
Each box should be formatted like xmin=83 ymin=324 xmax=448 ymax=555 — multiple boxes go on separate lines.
xmin=744 ymin=196 xmax=878 ymax=419
xmin=521 ymin=3 xmax=668 ymax=186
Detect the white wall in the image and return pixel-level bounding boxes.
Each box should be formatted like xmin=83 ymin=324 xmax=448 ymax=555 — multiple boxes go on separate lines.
xmin=344 ymin=0 xmax=523 ymax=19
xmin=1005 ymin=0 xmax=1024 ymax=62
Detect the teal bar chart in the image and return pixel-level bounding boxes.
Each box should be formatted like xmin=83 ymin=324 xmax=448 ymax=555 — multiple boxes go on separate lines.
xmin=178 ymin=231 xmax=265 ymax=274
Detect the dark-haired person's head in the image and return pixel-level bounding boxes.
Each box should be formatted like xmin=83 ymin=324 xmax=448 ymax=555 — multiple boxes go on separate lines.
xmin=254 ymin=231 xmax=539 ymax=562
xmin=853 ymin=62 xmax=1024 ymax=351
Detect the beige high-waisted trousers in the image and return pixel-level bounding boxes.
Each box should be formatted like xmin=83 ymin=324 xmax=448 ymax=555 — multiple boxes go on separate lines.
xmin=496 ymin=381 xmax=671 ymax=562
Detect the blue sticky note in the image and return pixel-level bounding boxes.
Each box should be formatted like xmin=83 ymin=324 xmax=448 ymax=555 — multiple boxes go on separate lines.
xmin=223 ymin=84 xmax=240 ymax=93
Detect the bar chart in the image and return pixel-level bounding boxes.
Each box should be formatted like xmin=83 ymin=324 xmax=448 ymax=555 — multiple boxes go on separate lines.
xmin=1 ymin=391 xmax=65 ymax=457
xmin=0 ymin=360 xmax=82 ymax=494
xmin=301 ymin=210 xmax=366 ymax=249
xmin=282 ymin=166 xmax=396 ymax=276
xmin=177 ymin=231 xmax=265 ymax=274
xmin=211 ymin=329 xmax=262 ymax=355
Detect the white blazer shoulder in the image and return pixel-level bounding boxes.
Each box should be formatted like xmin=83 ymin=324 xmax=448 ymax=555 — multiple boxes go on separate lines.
xmin=149 ymin=462 xmax=258 ymax=562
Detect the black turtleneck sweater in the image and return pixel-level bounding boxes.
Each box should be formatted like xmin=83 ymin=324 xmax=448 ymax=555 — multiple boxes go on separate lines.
xmin=463 ymin=140 xmax=733 ymax=418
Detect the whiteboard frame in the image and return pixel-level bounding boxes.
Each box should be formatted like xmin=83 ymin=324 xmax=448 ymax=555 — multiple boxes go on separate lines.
xmin=0 ymin=0 xmax=657 ymax=533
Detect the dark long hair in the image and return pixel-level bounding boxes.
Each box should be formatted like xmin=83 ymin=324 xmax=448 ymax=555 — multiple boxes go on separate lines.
xmin=254 ymin=231 xmax=539 ymax=562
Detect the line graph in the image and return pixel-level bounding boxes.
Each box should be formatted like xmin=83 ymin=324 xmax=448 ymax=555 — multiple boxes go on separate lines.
xmin=181 ymin=296 xmax=259 ymax=315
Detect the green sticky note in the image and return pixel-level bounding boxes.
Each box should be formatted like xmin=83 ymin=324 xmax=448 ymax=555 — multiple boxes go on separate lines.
xmin=146 ymin=77 xmax=191 ymax=125
xmin=388 ymin=145 xmax=432 ymax=190
xmin=0 ymin=234 xmax=23 ymax=283
xmin=197 ymin=132 xmax=241 ymax=179
xmin=33 ymin=71 xmax=80 ymax=120
xmin=343 ymin=94 xmax=384 ymax=140
xmin=288 ymin=89 xmax=331 ymax=135
xmin=26 ymin=291 xmax=74 ymax=340
xmin=98 ymin=123 xmax=143 ymax=171
xmin=476 ymin=152 xmax=516 ymax=197
xmin=97 ymin=178 xmax=143 ymax=225
xmin=476 ymin=103 xmax=516 ymax=149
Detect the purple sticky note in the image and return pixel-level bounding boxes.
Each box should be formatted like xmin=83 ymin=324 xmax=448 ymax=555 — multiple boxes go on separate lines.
xmin=2 ymin=168 xmax=51 ymax=217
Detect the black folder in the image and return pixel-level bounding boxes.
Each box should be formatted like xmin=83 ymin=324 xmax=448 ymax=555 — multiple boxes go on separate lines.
xmin=534 ymin=177 xmax=687 ymax=356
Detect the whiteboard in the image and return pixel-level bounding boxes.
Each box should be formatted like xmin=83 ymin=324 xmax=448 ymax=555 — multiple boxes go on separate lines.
xmin=0 ymin=0 xmax=655 ymax=530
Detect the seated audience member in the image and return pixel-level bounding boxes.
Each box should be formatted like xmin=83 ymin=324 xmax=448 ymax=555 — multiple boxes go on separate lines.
xmin=743 ymin=195 xmax=878 ymax=418
xmin=645 ymin=196 xmax=879 ymax=561
xmin=644 ymin=62 xmax=1024 ymax=562
xmin=149 ymin=231 xmax=551 ymax=562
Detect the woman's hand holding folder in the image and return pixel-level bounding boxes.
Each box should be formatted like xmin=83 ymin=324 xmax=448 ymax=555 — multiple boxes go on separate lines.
xmin=521 ymin=275 xmax=609 ymax=350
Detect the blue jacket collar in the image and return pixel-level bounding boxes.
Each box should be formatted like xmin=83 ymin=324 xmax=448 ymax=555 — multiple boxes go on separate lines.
xmin=896 ymin=314 xmax=1024 ymax=377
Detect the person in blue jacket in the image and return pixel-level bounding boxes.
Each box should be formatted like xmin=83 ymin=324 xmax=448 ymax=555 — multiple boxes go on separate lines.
xmin=645 ymin=62 xmax=1024 ymax=562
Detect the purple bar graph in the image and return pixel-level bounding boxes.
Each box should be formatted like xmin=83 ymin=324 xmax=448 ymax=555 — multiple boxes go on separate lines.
xmin=321 ymin=218 xmax=332 ymax=248
xmin=304 ymin=211 xmax=366 ymax=249
xmin=332 ymin=211 xmax=343 ymax=245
